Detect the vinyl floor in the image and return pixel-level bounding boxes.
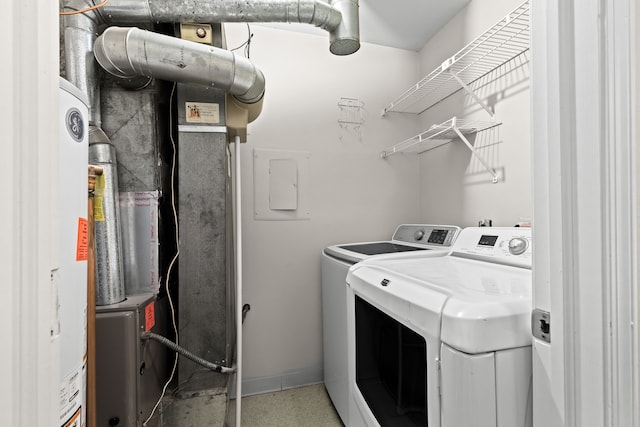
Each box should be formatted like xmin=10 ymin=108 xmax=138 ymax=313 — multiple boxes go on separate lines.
xmin=226 ymin=383 xmax=344 ymax=427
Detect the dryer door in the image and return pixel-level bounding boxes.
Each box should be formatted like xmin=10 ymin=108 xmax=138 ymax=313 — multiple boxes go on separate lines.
xmin=354 ymin=295 xmax=428 ymax=426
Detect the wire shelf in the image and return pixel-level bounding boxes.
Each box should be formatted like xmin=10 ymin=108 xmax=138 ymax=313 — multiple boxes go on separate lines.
xmin=379 ymin=117 xmax=500 ymax=158
xmin=382 ymin=0 xmax=529 ymax=116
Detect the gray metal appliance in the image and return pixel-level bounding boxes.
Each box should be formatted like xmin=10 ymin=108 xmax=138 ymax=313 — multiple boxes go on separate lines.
xmin=95 ymin=293 xmax=171 ymax=426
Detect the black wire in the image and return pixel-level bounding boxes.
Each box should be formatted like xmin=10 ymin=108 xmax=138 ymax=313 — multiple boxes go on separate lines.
xmin=230 ymin=23 xmax=253 ymax=58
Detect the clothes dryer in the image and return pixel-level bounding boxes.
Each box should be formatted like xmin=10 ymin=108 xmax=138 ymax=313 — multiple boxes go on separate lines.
xmin=347 ymin=227 xmax=533 ymax=427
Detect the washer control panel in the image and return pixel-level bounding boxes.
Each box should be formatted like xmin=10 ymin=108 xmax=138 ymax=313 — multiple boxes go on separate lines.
xmin=452 ymin=227 xmax=532 ymax=268
xmin=392 ymin=224 xmax=461 ymax=247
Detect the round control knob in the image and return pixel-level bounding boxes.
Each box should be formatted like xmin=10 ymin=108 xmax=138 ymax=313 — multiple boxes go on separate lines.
xmin=508 ymin=237 xmax=528 ymax=255
xmin=414 ymin=230 xmax=425 ymax=241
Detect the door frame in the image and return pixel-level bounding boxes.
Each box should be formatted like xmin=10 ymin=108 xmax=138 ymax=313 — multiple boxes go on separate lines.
xmin=0 ymin=1 xmax=61 ymax=425
xmin=531 ymin=0 xmax=639 ymax=426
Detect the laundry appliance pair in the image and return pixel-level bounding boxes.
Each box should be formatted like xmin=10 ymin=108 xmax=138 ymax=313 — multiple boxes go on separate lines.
xmin=323 ymin=225 xmax=533 ymax=427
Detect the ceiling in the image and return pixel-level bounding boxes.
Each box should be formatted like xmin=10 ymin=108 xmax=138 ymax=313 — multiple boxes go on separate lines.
xmin=358 ymin=0 xmax=471 ymax=51
xmin=258 ymin=0 xmax=472 ymax=52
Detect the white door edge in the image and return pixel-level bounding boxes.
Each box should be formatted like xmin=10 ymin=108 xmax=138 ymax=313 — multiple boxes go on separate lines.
xmin=531 ymin=1 xmax=639 ymax=426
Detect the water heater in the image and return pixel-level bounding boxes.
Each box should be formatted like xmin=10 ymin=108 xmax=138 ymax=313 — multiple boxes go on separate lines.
xmin=58 ymin=78 xmax=89 ymax=427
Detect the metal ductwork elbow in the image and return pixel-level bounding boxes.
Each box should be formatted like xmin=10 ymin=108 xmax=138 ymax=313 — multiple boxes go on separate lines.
xmin=98 ymin=0 xmax=360 ymax=56
xmin=93 ymin=26 xmax=265 ymax=107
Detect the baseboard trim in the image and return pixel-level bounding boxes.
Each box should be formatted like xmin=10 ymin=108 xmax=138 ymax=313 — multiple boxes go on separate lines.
xmin=230 ymin=365 xmax=323 ymax=398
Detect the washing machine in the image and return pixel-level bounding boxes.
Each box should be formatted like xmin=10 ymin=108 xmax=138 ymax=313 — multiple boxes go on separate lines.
xmin=346 ymin=227 xmax=533 ymax=427
xmin=322 ymin=224 xmax=461 ymax=425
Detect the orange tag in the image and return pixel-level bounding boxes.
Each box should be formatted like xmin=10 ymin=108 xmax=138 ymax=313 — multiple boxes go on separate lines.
xmin=76 ymin=218 xmax=89 ymax=261
xmin=145 ymin=301 xmax=155 ymax=332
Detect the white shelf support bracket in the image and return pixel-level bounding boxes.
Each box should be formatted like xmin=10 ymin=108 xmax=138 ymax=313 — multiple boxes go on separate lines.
xmin=452 ymin=126 xmax=499 ymax=183
xmin=449 ymin=71 xmax=495 ymax=120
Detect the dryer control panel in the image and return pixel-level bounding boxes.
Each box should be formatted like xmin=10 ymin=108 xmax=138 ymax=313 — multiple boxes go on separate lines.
xmin=451 ymin=227 xmax=532 ymax=269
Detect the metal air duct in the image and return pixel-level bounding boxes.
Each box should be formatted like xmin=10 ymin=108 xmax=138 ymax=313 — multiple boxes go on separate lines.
xmin=61 ymin=2 xmax=102 ymax=125
xmin=63 ymin=1 xmax=128 ymax=309
xmin=329 ymin=0 xmax=360 ymax=55
xmin=94 ymin=27 xmax=265 ymax=106
xmin=89 ymin=130 xmax=127 ymax=306
xmin=98 ymin=0 xmax=359 ymax=55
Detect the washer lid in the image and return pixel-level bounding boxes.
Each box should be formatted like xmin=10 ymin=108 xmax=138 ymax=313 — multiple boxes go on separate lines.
xmin=338 ymin=241 xmax=429 ymax=256
xmin=324 ymin=224 xmax=461 ymax=263
xmin=324 ymin=240 xmax=430 ymax=263
xmin=349 ymin=255 xmax=532 ymax=354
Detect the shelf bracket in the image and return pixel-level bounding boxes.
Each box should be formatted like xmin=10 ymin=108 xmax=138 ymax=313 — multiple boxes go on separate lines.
xmin=452 ymin=126 xmax=499 ymax=183
xmin=449 ymin=70 xmax=495 ymax=120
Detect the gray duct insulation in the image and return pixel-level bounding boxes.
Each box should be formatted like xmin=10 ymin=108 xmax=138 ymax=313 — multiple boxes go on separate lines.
xmin=97 ymin=0 xmax=360 ymax=55
xmin=94 ymin=27 xmax=266 ymax=104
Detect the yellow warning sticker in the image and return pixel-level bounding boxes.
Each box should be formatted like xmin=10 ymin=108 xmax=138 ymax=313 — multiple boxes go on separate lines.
xmin=94 ymin=173 xmax=105 ymax=222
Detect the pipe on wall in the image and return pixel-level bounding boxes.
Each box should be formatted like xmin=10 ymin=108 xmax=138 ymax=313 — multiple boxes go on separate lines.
xmin=94 ymin=27 xmax=266 ymax=105
xmin=233 ymin=135 xmax=243 ymax=427
xmin=61 ymin=2 xmax=102 ymax=125
xmin=329 ymin=0 xmax=360 ymax=55
xmin=63 ymin=1 xmax=127 ymax=310
xmin=88 ymin=131 xmax=127 ymax=306
xmin=98 ymin=0 xmax=360 ymax=55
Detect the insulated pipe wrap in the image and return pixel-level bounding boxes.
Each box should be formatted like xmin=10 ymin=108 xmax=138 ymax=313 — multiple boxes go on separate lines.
xmin=100 ymin=0 xmax=341 ymax=30
xmin=94 ymin=27 xmax=265 ymax=103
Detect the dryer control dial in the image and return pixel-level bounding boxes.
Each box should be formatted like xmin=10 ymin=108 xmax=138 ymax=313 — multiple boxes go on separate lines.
xmin=413 ymin=230 xmax=425 ymax=241
xmin=508 ymin=237 xmax=529 ymax=255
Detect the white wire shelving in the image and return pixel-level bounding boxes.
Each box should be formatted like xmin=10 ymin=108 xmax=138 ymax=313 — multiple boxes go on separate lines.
xmin=382 ymin=0 xmax=530 ymax=116
xmin=380 ymin=118 xmax=497 ymax=157
xmin=379 ymin=1 xmax=529 ymax=183
xmin=380 ymin=117 xmax=501 ymax=182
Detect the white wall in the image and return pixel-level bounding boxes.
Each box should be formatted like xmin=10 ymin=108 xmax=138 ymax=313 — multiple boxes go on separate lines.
xmin=417 ymin=0 xmax=532 ymax=227
xmin=224 ymin=24 xmax=422 ymax=392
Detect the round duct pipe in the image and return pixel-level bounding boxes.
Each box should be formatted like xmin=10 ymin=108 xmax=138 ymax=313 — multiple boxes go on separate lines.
xmin=62 ymin=2 xmax=103 ymax=126
xmin=330 ymin=0 xmax=360 ymax=55
xmin=89 ymin=129 xmax=126 ymax=306
xmin=94 ymin=27 xmax=265 ymax=104
xmin=98 ymin=0 xmax=341 ymax=30
xmin=98 ymin=0 xmax=358 ymax=56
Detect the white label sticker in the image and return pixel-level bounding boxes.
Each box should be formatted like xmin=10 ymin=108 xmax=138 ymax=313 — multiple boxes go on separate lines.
xmin=59 ymin=366 xmax=84 ymax=426
xmin=185 ymin=102 xmax=220 ymax=124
